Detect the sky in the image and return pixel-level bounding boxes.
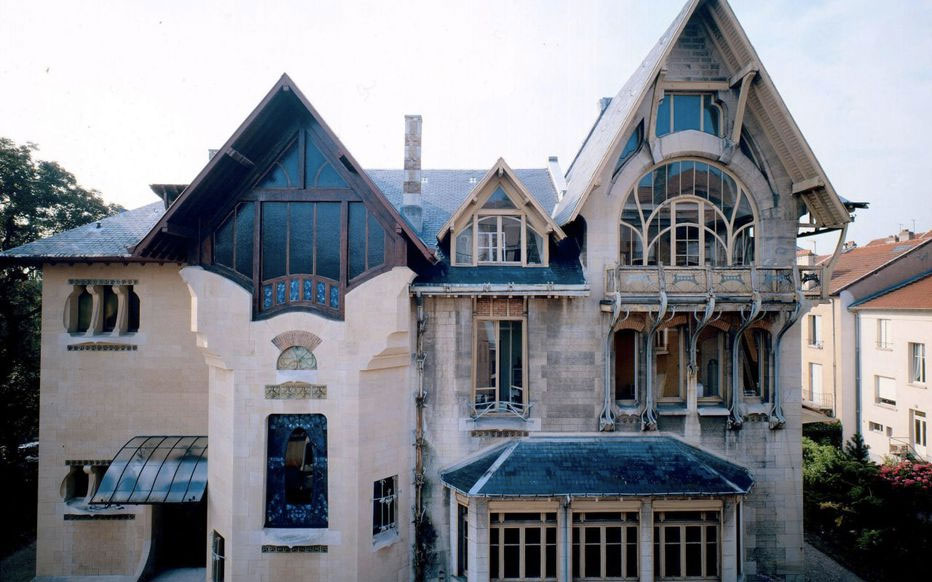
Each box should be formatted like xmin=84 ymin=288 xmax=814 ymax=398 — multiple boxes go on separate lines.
xmin=1 ymin=0 xmax=930 ymax=249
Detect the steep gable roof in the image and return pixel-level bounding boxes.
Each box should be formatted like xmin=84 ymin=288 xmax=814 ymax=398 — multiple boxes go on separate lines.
xmin=555 ymin=0 xmax=850 ymax=230
xmin=825 ymin=233 xmax=931 ymax=295
xmin=850 ymin=272 xmax=932 ymax=311
xmin=133 ymin=74 xmax=435 ymax=263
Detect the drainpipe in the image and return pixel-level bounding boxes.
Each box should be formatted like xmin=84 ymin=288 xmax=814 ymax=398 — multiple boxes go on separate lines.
xmin=854 ymin=310 xmax=862 ymax=435
xmin=414 ymin=294 xmax=429 ymax=581
xmin=561 ymin=495 xmax=571 ymax=582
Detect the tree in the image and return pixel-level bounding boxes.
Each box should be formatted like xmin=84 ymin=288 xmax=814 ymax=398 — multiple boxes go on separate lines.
xmin=0 ymin=137 xmax=123 ymax=556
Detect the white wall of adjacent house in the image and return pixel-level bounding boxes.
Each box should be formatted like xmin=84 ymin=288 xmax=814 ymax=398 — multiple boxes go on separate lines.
xmin=857 ymin=309 xmax=931 ymax=463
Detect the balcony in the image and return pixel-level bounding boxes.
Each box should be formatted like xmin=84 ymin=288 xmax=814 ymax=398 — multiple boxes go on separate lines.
xmin=802 ymin=390 xmax=835 ymax=413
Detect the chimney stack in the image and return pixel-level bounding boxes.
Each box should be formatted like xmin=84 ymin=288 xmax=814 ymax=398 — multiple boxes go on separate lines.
xmin=401 ymin=115 xmax=423 ymax=232
xmin=896 ymin=228 xmax=914 ymax=242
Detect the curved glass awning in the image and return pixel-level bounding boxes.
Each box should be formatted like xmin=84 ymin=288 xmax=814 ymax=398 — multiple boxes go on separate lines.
xmin=91 ymin=436 xmax=207 ymax=505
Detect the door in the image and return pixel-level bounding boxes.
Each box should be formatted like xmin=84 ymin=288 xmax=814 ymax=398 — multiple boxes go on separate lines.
xmin=913 ymin=410 xmax=927 ymax=458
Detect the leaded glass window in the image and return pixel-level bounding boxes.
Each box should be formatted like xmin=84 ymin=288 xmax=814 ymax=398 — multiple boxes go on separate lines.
xmin=620 ymin=160 xmax=756 ymax=266
xmin=214 ymin=202 xmax=255 ymax=278
xmin=656 ymin=94 xmax=721 ymax=137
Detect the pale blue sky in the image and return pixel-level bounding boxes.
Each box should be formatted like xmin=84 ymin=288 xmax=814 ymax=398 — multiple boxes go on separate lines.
xmin=1 ymin=0 xmax=930 ymax=247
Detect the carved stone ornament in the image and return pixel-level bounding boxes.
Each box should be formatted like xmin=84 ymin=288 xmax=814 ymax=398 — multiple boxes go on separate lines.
xmin=264 ymin=381 xmax=327 ymax=400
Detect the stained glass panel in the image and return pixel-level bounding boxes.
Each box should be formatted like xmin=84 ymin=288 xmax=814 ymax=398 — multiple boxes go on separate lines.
xmin=263 ymin=285 xmax=273 ymax=310
xmin=215 ymin=214 xmax=234 ymax=269
xmin=276 ymin=282 xmax=286 ymax=305
xmin=316 ymin=202 xmax=341 ymax=280
xmin=261 ymin=202 xmax=288 ymax=281
xmin=289 ymin=279 xmax=299 ymax=302
xmin=367 ymin=212 xmax=384 ymax=269
xmin=316 ymin=282 xmax=326 ymax=304
xmin=329 ymin=286 xmax=339 ymax=309
xmin=303 ymin=280 xmax=313 ymax=301
xmin=348 ymin=202 xmax=366 ymax=280
xmin=234 ymin=203 xmax=254 ymax=276
xmin=289 ymin=203 xmax=314 ymax=275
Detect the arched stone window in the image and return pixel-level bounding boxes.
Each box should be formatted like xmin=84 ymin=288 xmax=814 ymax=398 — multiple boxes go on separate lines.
xmin=620 ymin=160 xmax=757 ymax=267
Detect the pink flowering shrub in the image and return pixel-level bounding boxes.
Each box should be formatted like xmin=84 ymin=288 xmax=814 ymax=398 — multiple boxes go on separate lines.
xmin=879 ymin=459 xmax=932 ymax=491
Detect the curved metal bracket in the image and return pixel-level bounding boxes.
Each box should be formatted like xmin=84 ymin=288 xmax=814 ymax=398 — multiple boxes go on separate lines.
xmin=688 ymin=288 xmax=717 ymax=375
xmin=641 ymin=266 xmax=668 ymax=431
xmin=728 ymin=290 xmax=762 ymax=430
xmin=770 ymin=268 xmax=804 ymax=429
xmin=599 ymin=287 xmax=627 ymax=431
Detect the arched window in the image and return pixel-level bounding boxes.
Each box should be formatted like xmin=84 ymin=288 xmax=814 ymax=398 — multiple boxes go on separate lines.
xmin=276 ymin=346 xmax=317 ymax=370
xmin=620 ymin=160 xmax=756 ymax=267
xmin=76 ymin=288 xmax=93 ymax=333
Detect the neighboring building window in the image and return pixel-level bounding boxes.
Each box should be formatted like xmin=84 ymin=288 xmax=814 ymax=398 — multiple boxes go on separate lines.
xmin=913 ymin=410 xmax=927 ymax=454
xmin=868 ymin=421 xmax=884 ymax=434
xmin=265 ymin=414 xmax=327 ymax=528
xmin=657 ymin=327 xmax=685 ymax=401
xmin=808 ymin=315 xmax=822 ymax=347
xmin=211 ymin=532 xmax=225 ymax=582
xmin=740 ymin=329 xmax=772 ymax=399
xmin=490 ymin=512 xmax=557 ymax=581
xmin=620 ymin=161 xmax=756 ymax=267
xmin=457 ymin=503 xmax=469 ymax=577
xmin=877 ymin=319 xmax=892 ymax=349
xmin=807 ymin=363 xmax=823 ymax=402
xmin=876 ymin=376 xmax=896 ymax=407
xmin=614 ymin=330 xmax=639 ymax=403
xmin=452 ymin=186 xmax=547 ymax=267
xmin=653 ymin=511 xmax=720 ymax=580
xmin=656 ymin=94 xmax=721 ymax=137
xmin=886 ymin=426 xmax=893 ymax=437
xmin=276 ymin=346 xmax=317 ymax=370
xmin=372 ymin=476 xmax=398 ymax=538
xmin=910 ymin=343 xmax=926 ymax=384
xmin=474 ymin=319 xmax=526 ymax=416
xmin=572 ymin=511 xmax=639 ymax=580
xmin=696 ymin=327 xmax=725 ymax=400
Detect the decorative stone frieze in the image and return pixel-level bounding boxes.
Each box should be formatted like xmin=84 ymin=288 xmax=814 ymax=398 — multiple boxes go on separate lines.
xmin=261 ymin=544 xmax=328 ymax=553
xmin=264 ymin=381 xmax=326 ymax=400
xmin=63 ymin=514 xmax=134 ymax=521
xmin=68 ymin=279 xmax=138 ymax=286
xmin=271 ymin=330 xmax=322 ymax=352
xmin=67 ymin=343 xmax=137 ymax=352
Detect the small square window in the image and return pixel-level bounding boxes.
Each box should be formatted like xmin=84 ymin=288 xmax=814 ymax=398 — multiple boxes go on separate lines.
xmin=868 ymin=421 xmax=884 ymax=434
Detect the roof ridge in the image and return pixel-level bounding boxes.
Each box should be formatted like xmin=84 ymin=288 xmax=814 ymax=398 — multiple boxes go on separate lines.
xmin=672 ymin=437 xmax=749 ymax=494
xmin=849 ymin=270 xmax=932 ymax=309
xmin=835 ymin=237 xmax=932 ymax=294
xmin=468 ymin=440 xmax=520 ymax=496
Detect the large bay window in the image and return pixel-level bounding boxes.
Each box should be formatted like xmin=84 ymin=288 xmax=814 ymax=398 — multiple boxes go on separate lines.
xmin=620 ymin=160 xmax=756 ymax=267
xmin=490 ymin=512 xmax=557 ymax=581
xmin=653 ymin=511 xmax=720 ymax=580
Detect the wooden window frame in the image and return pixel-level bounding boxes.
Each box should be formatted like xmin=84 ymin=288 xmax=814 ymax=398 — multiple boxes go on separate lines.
xmin=571 ymin=511 xmax=640 ymax=581
xmin=489 ymin=511 xmax=558 ymax=582
xmin=614 ymin=329 xmax=640 ymax=406
xmin=653 ymin=510 xmax=721 ymax=580
xmin=909 ymin=342 xmax=926 ymax=385
xmin=696 ymin=328 xmax=725 ymax=403
xmin=655 ymin=93 xmax=723 ymax=138
xmin=656 ymin=326 xmax=686 ymax=403
xmin=473 ymin=315 xmax=529 ymax=417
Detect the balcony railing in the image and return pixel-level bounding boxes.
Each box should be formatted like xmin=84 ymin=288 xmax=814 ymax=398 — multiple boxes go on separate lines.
xmin=802 ymin=390 xmax=834 ymax=411
xmin=605 ymin=265 xmax=809 ymax=302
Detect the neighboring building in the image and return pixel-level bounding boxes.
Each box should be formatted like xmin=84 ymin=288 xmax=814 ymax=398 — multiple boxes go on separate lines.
xmin=2 ymin=1 xmax=856 ymax=580
xmin=850 ymin=274 xmax=932 ymax=462
xmin=798 ymin=230 xmax=931 ymax=442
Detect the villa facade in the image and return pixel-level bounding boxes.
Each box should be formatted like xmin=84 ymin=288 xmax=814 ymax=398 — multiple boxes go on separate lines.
xmin=1 ymin=1 xmax=855 ymax=580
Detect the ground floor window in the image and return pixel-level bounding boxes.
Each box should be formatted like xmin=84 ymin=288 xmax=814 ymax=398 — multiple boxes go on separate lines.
xmin=211 ymin=531 xmax=225 ymax=582
xmin=457 ymin=503 xmax=469 ymax=577
xmin=265 ymin=414 xmax=328 ymax=528
xmin=372 ymin=475 xmax=398 ymax=537
xmin=490 ymin=512 xmax=557 ymax=581
xmin=653 ymin=511 xmax=720 ymax=579
xmin=572 ymin=511 xmax=639 ymax=580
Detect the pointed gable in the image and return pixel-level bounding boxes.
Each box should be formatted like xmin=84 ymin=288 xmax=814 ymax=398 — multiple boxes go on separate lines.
xmin=556 ymin=0 xmax=850 ymax=230
xmin=134 ymin=74 xmax=433 ymax=264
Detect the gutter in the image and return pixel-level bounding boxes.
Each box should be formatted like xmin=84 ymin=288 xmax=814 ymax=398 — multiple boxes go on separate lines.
xmin=410 ymin=283 xmax=589 ymax=297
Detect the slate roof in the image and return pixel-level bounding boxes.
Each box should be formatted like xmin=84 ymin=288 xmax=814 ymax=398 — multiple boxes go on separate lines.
xmin=0 ymin=201 xmax=165 ymax=263
xmin=850 ymin=272 xmax=932 ymax=311
xmin=367 ymin=168 xmax=560 ymax=251
xmin=441 ymin=436 xmax=753 ymax=497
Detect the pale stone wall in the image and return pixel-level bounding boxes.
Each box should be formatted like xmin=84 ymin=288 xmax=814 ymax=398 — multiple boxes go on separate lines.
xmin=181 ymin=265 xmax=414 ymax=582
xmin=36 ymin=263 xmax=209 ymax=579
xmin=857 ymin=309 xmax=932 ymax=462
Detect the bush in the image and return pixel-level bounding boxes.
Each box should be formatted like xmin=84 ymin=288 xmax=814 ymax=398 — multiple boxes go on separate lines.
xmin=803 ymin=422 xmax=843 ymax=447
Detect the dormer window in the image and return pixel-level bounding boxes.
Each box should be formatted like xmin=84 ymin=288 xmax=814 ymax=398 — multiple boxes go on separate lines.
xmin=443 ymin=160 xmax=564 ymax=268
xmin=656 ymin=94 xmax=721 ymax=137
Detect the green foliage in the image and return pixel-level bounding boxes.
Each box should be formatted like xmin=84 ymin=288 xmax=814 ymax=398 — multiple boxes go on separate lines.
xmin=803 ymin=421 xmax=842 ymax=447
xmin=803 ymin=434 xmax=932 ymax=581
xmin=0 ymin=137 xmax=122 ymax=557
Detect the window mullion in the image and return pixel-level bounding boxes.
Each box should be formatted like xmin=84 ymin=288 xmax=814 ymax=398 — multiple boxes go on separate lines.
xmin=494 ymin=321 xmax=501 ymax=404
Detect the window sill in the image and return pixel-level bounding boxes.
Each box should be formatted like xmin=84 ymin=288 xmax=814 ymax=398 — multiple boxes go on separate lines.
xmin=460 ymin=416 xmax=541 ymax=432
xmin=697 ymin=405 xmax=730 ymax=417
xmin=262 ymin=528 xmax=341 ymax=547
xmin=807 ymin=343 xmax=823 ymax=350
xmin=64 ymin=499 xmax=135 ymax=518
xmin=874 ymin=402 xmax=897 ymax=411
xmin=907 ymin=383 xmax=927 ymax=389
xmin=372 ymin=529 xmax=400 ymax=551
xmin=59 ymin=332 xmax=145 ymax=348
xmin=657 ymin=403 xmax=688 ymax=416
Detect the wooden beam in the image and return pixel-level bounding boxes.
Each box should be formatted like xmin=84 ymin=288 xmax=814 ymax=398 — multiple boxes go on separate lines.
xmin=792 ymin=177 xmax=825 ymax=195
xmin=730 ymin=71 xmax=756 ymax=144
xmin=663 ymin=80 xmax=730 ymax=92
xmin=225 ymin=147 xmax=254 ymax=168
xmin=729 ymin=62 xmax=759 ymax=87
xmin=160 ymin=224 xmax=197 ymax=239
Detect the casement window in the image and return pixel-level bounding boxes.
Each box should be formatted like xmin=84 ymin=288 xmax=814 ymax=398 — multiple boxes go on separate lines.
xmin=696 ymin=327 xmax=725 ymax=400
xmin=571 ymin=512 xmax=639 ymax=580
xmin=452 ymin=186 xmax=548 ymax=267
xmin=614 ymin=330 xmax=639 ymax=403
xmin=740 ymin=329 xmax=772 ymax=400
xmin=910 ymin=343 xmax=926 ymax=384
xmin=372 ymin=476 xmax=398 ymax=538
xmin=808 ymin=363 xmax=823 ymax=401
xmin=475 ymin=318 xmax=527 ymax=417
xmin=457 ymin=503 xmax=469 ymax=577
xmin=876 ymin=319 xmax=892 ymax=349
xmin=868 ymin=421 xmax=884 ymax=434
xmin=653 ymin=511 xmax=720 ymax=580
xmin=489 ymin=512 xmax=557 ymax=581
xmin=265 ymin=414 xmax=327 ymax=528
xmin=875 ymin=376 xmax=896 ymax=407
xmin=912 ymin=410 xmax=927 ymax=453
xmin=66 ymin=283 xmax=140 ymax=334
xmin=808 ymin=315 xmax=823 ymax=348
xmin=211 ymin=532 xmax=225 ymax=582
xmin=655 ymin=94 xmax=722 ymax=137
xmin=657 ymin=327 xmax=685 ymax=401
xmin=620 ymin=160 xmax=756 ymax=267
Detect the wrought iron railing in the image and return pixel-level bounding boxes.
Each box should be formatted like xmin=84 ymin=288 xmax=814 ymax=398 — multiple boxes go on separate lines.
xmin=605 ymin=265 xmax=804 ymax=299
xmin=802 ymin=390 xmax=834 ymax=411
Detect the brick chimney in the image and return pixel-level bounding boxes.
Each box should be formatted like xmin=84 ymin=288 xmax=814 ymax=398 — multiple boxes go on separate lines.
xmin=401 ymin=115 xmax=423 ymax=233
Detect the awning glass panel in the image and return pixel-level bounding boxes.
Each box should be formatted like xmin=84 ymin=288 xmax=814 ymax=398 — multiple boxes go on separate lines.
xmin=91 ymin=435 xmax=207 ymax=505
